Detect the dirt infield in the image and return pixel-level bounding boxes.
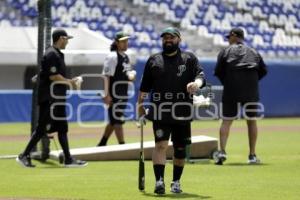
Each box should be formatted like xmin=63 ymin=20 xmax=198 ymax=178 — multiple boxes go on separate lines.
xmin=0 ymin=198 xmax=84 ymax=200
xmin=0 ymin=125 xmax=299 ymax=142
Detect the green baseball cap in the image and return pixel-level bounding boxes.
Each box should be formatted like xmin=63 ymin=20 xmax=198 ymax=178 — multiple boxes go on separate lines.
xmin=114 ymin=31 xmax=130 ymax=41
xmin=160 ymin=27 xmax=181 ymax=38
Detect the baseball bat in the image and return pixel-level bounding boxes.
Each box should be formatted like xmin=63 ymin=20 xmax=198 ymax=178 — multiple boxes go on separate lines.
xmin=138 ymin=115 xmax=145 ymax=191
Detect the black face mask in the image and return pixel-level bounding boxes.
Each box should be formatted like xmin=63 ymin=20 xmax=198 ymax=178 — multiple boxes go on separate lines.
xmin=163 ymin=42 xmax=179 ymax=54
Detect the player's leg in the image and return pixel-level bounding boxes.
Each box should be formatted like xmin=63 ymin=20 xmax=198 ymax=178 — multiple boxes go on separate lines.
xmin=219 ymin=119 xmax=233 ymax=153
xmin=247 ymin=119 xmax=257 ymax=154
xmin=153 ymin=140 xmax=168 ymax=177
xmin=51 ymin=102 xmax=72 ymax=164
xmin=97 ymin=124 xmax=114 ymax=146
xmin=54 ymin=119 xmax=87 ymax=167
xmin=17 ymin=102 xmax=50 ymax=167
xmin=152 ymin=122 xmax=170 ymax=194
xmin=153 ymin=140 xmax=168 ymax=195
xmin=170 ymin=123 xmax=191 ymax=193
xmin=50 ymin=101 xmax=86 ymax=167
xmin=58 ymin=128 xmax=87 ymax=167
xmin=215 ymin=102 xmax=237 ymax=165
xmin=97 ymin=106 xmax=115 ymax=146
xmin=246 ymin=119 xmax=260 ymax=163
xmin=244 ymin=103 xmax=260 ymax=163
xmin=58 ymin=129 xmax=87 ymax=167
xmin=114 ymin=124 xmax=125 ymax=144
xmin=113 ymin=101 xmax=127 ymax=144
xmin=215 ymin=120 xmax=233 ymax=165
xmin=56 ymin=122 xmax=71 ymax=162
xmin=172 ymin=151 xmax=185 ymax=194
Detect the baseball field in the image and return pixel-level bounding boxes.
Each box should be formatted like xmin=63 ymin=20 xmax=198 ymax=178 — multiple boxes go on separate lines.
xmin=0 ymin=118 xmax=299 ymax=200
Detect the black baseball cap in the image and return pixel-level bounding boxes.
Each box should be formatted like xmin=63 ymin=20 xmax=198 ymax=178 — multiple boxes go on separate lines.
xmin=52 ymin=29 xmax=73 ymax=42
xmin=160 ymin=27 xmax=181 ymax=38
xmin=225 ymin=28 xmax=244 ymax=39
xmin=114 ymin=31 xmax=130 ymax=41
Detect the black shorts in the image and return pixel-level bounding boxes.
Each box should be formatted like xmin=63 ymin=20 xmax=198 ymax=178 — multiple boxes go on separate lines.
xmin=108 ymin=99 xmax=127 ymax=125
xmin=152 ymin=121 xmax=191 ymax=147
xmin=222 ymin=102 xmax=258 ymax=119
xmin=38 ymin=101 xmax=68 ymax=133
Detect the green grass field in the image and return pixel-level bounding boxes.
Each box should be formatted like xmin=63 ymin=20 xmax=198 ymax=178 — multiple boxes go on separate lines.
xmin=0 ymin=118 xmax=299 ymax=200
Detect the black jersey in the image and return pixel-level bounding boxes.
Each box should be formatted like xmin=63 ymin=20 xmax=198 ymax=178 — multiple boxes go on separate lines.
xmin=38 ymin=46 xmax=67 ymax=104
xmin=140 ymin=49 xmax=205 ymax=124
xmin=214 ymin=43 xmax=267 ymax=102
xmin=103 ymin=51 xmax=131 ymax=100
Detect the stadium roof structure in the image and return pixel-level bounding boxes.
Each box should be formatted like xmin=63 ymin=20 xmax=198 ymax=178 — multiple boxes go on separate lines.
xmin=0 ymin=27 xmax=131 ymax=66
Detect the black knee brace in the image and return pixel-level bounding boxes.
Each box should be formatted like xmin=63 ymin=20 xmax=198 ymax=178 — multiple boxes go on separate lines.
xmin=174 ymin=147 xmax=186 ymax=159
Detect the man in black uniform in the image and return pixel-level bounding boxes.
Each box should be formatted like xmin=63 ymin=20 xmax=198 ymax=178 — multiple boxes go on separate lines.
xmin=96 ymin=32 xmax=136 ymax=146
xmin=137 ymin=27 xmax=206 ymax=194
xmin=214 ymin=27 xmax=267 ymax=165
xmin=16 ymin=29 xmax=87 ymax=168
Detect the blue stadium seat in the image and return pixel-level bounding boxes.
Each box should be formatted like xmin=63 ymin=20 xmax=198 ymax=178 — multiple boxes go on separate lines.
xmin=85 ymin=0 xmax=96 ymax=7
xmin=102 ymin=6 xmax=112 ymax=16
xmin=88 ymin=21 xmax=100 ymax=31
xmin=129 ymin=16 xmax=138 ymax=25
xmin=0 ymin=12 xmax=5 ymax=21
xmin=2 ymin=0 xmax=300 ymax=57
xmin=173 ymin=6 xmax=188 ymax=19
xmin=64 ymin=0 xmax=76 ymax=9
xmin=183 ymin=0 xmax=193 ymax=5
xmin=149 ymin=32 xmax=160 ymax=40
xmin=134 ymin=24 xmax=144 ymax=32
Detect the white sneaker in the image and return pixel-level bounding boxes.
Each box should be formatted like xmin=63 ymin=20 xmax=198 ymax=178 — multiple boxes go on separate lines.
xmin=170 ymin=180 xmax=182 ymax=193
xmin=154 ymin=178 xmax=165 ymax=195
xmin=248 ymin=154 xmax=261 ymax=164
xmin=214 ymin=151 xmax=227 ymax=165
xmin=64 ymin=158 xmax=88 ymax=168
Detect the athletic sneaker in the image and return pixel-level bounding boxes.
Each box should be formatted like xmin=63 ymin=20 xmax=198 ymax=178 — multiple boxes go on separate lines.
xmin=16 ymin=154 xmax=35 ymax=168
xmin=64 ymin=157 xmax=88 ymax=168
xmin=154 ymin=178 xmax=165 ymax=195
xmin=170 ymin=180 xmax=182 ymax=193
xmin=214 ymin=151 xmax=227 ymax=165
xmin=248 ymin=154 xmax=261 ymax=164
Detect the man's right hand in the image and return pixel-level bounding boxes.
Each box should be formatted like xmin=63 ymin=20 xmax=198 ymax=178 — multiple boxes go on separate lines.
xmin=137 ymin=106 xmax=147 ymax=128
xmin=137 ymin=92 xmax=149 ymax=118
xmin=72 ymin=76 xmax=83 ymax=90
xmin=138 ymin=106 xmax=146 ymax=119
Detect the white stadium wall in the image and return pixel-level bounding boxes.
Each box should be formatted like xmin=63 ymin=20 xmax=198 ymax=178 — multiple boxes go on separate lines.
xmin=0 ymin=27 xmax=136 ymax=89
